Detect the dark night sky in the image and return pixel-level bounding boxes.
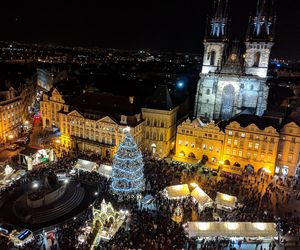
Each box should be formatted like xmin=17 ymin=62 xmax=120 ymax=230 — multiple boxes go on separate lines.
xmin=0 ymin=0 xmax=299 ymax=59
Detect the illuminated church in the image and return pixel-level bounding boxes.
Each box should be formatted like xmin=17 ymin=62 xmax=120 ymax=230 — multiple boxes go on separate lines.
xmin=194 ymin=0 xmax=276 ymax=121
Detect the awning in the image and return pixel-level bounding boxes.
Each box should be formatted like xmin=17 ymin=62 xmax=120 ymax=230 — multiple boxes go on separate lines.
xmin=165 ymin=184 xmax=190 ymax=199
xmin=98 ymin=164 xmax=112 ymax=178
xmin=75 ymin=159 xmax=99 ymax=172
xmin=216 ymin=192 xmax=237 ymax=209
xmin=190 ymin=186 xmax=213 ymax=208
xmin=187 ymin=222 xmax=277 ymax=238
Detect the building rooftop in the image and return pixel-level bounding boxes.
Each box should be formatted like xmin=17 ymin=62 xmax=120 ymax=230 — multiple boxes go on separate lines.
xmin=143 ymin=85 xmax=174 ymax=110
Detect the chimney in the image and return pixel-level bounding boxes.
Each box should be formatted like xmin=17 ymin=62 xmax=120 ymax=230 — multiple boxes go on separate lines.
xmin=129 ymin=96 xmax=134 ymax=104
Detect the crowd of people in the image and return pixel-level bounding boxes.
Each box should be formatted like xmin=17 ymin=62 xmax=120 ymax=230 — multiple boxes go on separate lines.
xmin=1 ymin=149 xmax=300 ymax=249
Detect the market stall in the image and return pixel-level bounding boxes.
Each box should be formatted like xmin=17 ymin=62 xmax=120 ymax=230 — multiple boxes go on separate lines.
xmin=186 ymin=222 xmax=277 ymax=241
xmin=215 ymin=192 xmax=237 ymax=212
xmin=164 ymin=184 xmax=190 ymax=199
xmin=74 ymin=159 xmax=112 ymax=178
xmin=190 ymin=186 xmax=213 ymax=212
xmin=19 ymin=147 xmax=54 ymax=170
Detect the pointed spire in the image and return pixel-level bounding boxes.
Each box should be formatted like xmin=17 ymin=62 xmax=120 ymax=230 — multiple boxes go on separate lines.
xmin=207 ymin=0 xmax=229 ymax=41
xmin=246 ymin=0 xmax=275 ymax=42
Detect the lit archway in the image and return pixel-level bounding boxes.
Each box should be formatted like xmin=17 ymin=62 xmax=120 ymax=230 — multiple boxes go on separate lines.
xmin=221 ymin=84 xmax=235 ymax=120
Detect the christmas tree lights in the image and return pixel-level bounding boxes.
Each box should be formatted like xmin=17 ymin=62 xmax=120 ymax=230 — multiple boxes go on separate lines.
xmin=111 ymin=130 xmax=145 ymax=196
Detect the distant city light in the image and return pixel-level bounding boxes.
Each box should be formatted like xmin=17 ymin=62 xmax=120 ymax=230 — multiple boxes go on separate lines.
xmin=177 ymin=81 xmax=184 ymax=88
xmin=32 ymin=182 xmax=39 ymax=188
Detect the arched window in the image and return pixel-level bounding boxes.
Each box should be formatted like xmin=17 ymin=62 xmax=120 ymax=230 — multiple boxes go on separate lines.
xmin=161 ymin=121 xmax=164 ymax=128
xmin=153 ymin=132 xmax=156 ymax=140
xmin=221 ymin=84 xmax=235 ymax=120
xmin=253 ymin=52 xmax=260 ymax=67
xmin=147 ymin=119 xmax=150 ymax=126
xmin=206 ymin=89 xmax=210 ymax=95
xmin=146 ymin=131 xmax=149 ymax=139
xmin=154 ymin=120 xmax=157 ymax=127
xmin=160 ymin=134 xmax=163 ymax=141
xmin=250 ymin=84 xmax=254 ymax=91
xmin=210 ymin=50 xmax=216 ymax=66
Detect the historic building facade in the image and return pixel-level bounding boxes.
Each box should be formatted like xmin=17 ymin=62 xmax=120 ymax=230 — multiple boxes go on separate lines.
xmin=194 ymin=0 xmax=275 ymax=120
xmin=0 ymin=83 xmax=35 ymax=144
xmin=41 ymin=89 xmax=143 ymax=159
xmin=175 ymin=115 xmax=300 ymax=177
xmin=41 ymin=86 xmax=179 ymax=159
xmin=142 ymin=85 xmax=179 ymax=158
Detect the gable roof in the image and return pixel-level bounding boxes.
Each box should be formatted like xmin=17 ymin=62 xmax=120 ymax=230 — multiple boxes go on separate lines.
xmin=143 ymin=85 xmax=174 ymax=110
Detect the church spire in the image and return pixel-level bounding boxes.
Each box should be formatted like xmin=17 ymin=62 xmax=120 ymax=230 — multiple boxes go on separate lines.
xmin=246 ymin=0 xmax=275 ymax=42
xmin=205 ymin=0 xmax=229 ymax=41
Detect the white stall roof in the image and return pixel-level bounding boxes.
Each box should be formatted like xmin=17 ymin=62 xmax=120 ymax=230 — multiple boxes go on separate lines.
xmin=190 ymin=186 xmax=213 ymax=207
xmin=98 ymin=164 xmax=112 ymax=178
xmin=165 ymin=184 xmax=190 ymax=199
xmin=187 ymin=222 xmax=277 ymax=238
xmin=216 ymin=192 xmax=237 ymax=208
xmin=75 ymin=159 xmax=99 ymax=172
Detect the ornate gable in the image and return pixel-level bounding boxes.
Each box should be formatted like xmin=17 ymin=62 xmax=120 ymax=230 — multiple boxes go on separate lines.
xmin=97 ymin=116 xmax=117 ymax=125
xmin=68 ymin=110 xmax=84 ymax=119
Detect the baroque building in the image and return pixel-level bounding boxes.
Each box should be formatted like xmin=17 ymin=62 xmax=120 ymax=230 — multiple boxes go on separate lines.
xmin=0 ymin=83 xmax=35 ymax=144
xmin=41 ymin=86 xmax=180 ymax=159
xmin=194 ymin=0 xmax=275 ymax=121
xmin=175 ymin=115 xmax=300 ymax=177
xmin=142 ymin=85 xmax=178 ymax=158
xmin=41 ymin=88 xmax=143 ymax=158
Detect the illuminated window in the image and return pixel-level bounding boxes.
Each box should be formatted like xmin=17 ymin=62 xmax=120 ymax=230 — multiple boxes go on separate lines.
xmin=226 ymin=148 xmax=230 ymax=154
xmin=228 ymin=131 xmax=233 ymax=135
xmin=209 ymin=146 xmax=213 ymax=151
xmin=238 ymin=151 xmax=242 ymax=157
xmin=248 ymin=142 xmax=252 ymax=148
xmin=202 ymin=144 xmax=206 ymax=150
xmin=185 ymin=141 xmax=188 ymax=146
xmin=178 ymin=140 xmax=182 ymax=145
xmin=247 ymin=152 xmax=251 ymax=158
xmin=241 ymin=133 xmax=245 ymax=138
xmin=191 ymin=143 xmax=195 ymax=148
xmin=227 ymin=139 xmax=232 ymax=145
xmin=288 ymin=155 xmax=293 ymax=162
xmin=254 ymin=143 xmax=259 ymax=150
xmin=232 ymin=149 xmax=236 ymax=155
xmin=234 ymin=139 xmax=238 ymax=146
xmin=253 ymin=154 xmax=257 ymax=160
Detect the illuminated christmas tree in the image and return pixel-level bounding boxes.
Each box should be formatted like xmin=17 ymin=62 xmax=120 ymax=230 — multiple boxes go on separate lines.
xmin=111 ymin=130 xmax=145 ymax=197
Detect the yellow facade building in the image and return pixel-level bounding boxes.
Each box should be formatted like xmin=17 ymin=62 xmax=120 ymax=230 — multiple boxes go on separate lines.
xmin=0 ymin=84 xmax=35 ymax=144
xmin=41 ymin=86 xmax=181 ymax=159
xmin=41 ymin=88 xmax=143 ymax=159
xmin=142 ymin=85 xmax=179 ymax=158
xmin=175 ymin=114 xmax=300 ymax=176
xmin=175 ymin=118 xmax=224 ymax=168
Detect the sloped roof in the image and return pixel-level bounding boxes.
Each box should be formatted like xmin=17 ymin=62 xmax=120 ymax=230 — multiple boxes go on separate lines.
xmin=144 ymin=85 xmax=174 ymax=110
xmin=218 ymin=114 xmax=281 ymax=131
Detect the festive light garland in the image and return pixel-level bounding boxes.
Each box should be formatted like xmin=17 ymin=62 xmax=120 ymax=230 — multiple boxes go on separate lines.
xmin=111 ymin=131 xmax=145 ymax=196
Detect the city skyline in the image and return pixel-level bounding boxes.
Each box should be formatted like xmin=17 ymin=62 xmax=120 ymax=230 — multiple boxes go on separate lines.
xmin=0 ymin=0 xmax=299 ymax=59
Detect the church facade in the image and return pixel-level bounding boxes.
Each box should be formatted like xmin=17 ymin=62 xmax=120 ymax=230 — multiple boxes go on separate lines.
xmin=194 ymin=0 xmax=275 ymax=121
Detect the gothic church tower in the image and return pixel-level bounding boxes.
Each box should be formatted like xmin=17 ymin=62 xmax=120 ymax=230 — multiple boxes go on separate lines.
xmin=194 ymin=0 xmax=275 ymax=121
xmin=244 ymin=0 xmax=276 ymax=78
xmin=202 ymin=0 xmax=228 ymax=74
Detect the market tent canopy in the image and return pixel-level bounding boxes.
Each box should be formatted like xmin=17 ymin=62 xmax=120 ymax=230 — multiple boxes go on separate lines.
xmin=216 ymin=192 xmax=237 ymax=209
xmin=187 ymin=222 xmax=277 ymax=238
xmin=75 ymin=159 xmax=99 ymax=172
xmin=190 ymin=186 xmax=213 ymax=208
xmin=98 ymin=164 xmax=112 ymax=178
xmin=165 ymin=184 xmax=190 ymax=199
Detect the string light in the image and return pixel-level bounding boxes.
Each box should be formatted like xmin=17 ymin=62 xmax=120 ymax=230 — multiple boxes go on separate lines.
xmin=111 ymin=131 xmax=145 ymax=196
